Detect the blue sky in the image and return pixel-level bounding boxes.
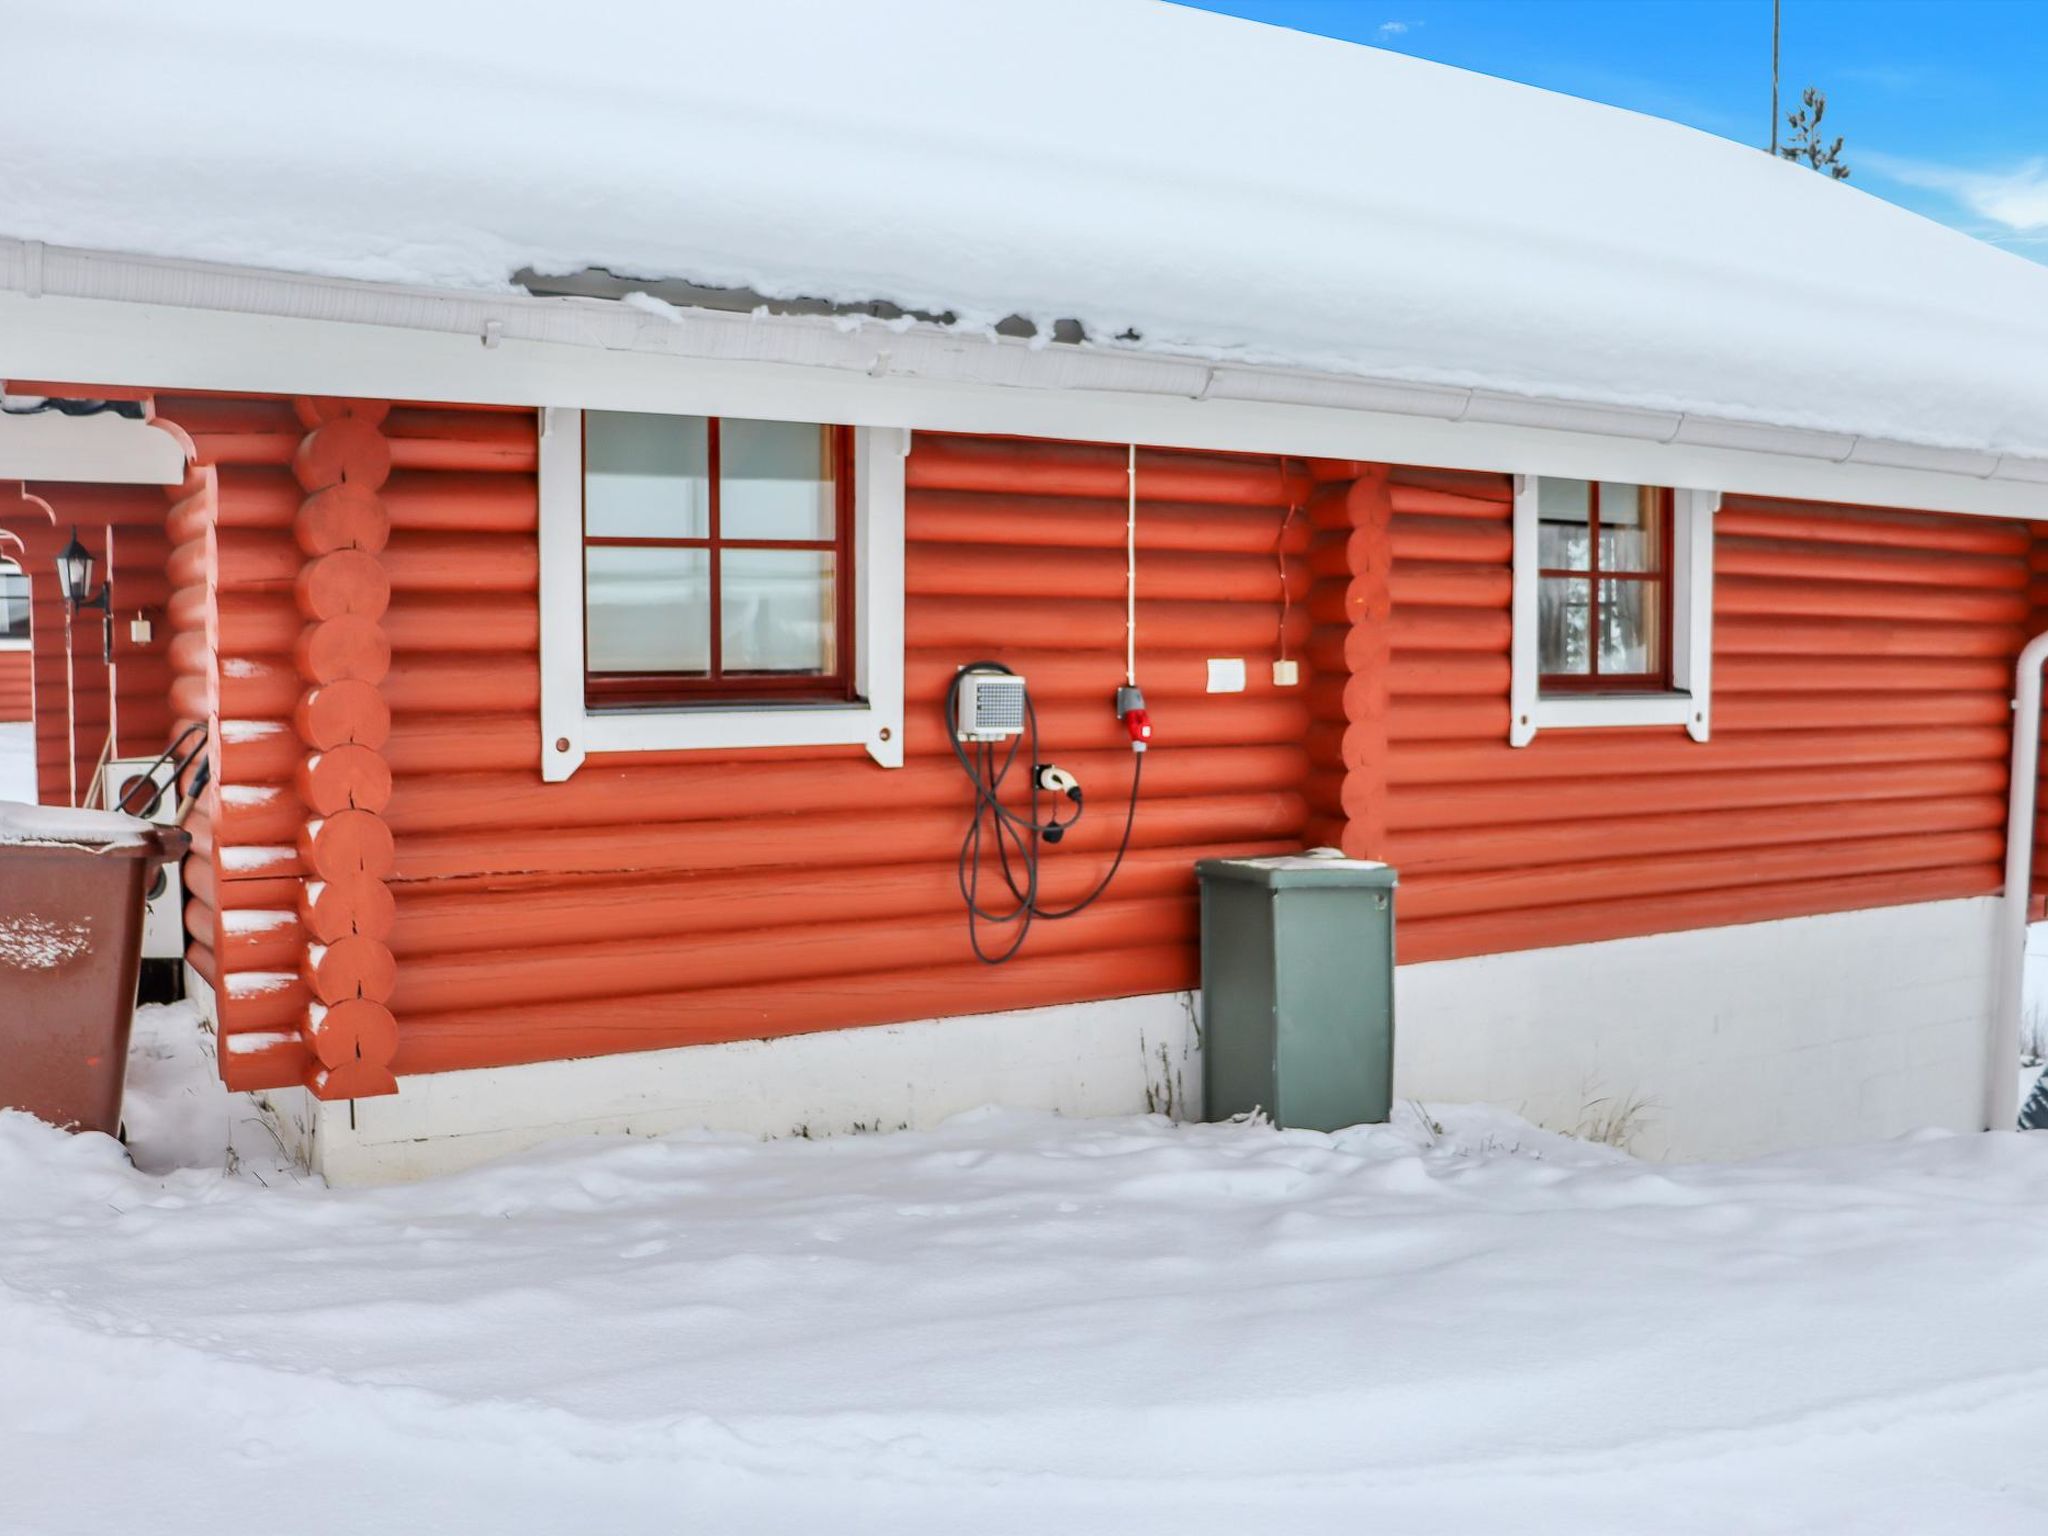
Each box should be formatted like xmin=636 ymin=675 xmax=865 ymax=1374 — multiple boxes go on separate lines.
xmin=1180 ymin=1 xmax=2048 ymax=260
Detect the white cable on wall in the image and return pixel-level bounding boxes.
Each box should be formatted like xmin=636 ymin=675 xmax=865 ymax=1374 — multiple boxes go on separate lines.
xmin=1126 ymin=442 xmax=1137 ymax=688
xmin=1276 ymin=499 xmax=1298 ymax=669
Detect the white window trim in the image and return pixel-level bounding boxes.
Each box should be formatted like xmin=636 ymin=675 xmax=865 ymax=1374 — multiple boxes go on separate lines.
xmin=1509 ymin=474 xmax=1717 ymax=748
xmin=0 ymin=555 xmax=27 ymax=649
xmin=538 ymin=406 xmax=905 ymax=781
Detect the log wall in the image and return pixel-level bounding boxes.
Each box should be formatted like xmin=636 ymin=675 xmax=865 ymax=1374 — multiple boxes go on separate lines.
xmin=19 ymin=392 xmax=2046 ymax=1095
xmin=157 ymin=394 xmax=311 ymax=1088
xmin=1368 ymin=468 xmax=2029 ymax=961
xmin=0 ymin=645 xmax=28 ymax=723
xmin=378 ymin=432 xmax=1311 ymax=1076
xmin=156 ymin=395 xmax=533 ymax=1093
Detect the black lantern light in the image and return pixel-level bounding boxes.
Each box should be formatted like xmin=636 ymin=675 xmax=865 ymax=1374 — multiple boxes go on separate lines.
xmin=54 ymin=527 xmax=107 ymax=616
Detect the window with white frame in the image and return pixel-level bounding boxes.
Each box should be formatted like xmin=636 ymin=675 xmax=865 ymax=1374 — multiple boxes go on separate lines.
xmin=0 ymin=559 xmax=28 ymax=644
xmin=539 ymin=407 xmax=905 ymax=781
xmin=1509 ymin=474 xmax=1717 ymax=747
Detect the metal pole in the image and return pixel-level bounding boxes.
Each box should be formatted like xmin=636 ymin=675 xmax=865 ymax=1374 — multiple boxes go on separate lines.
xmin=1770 ymin=0 xmax=1781 ymax=156
xmin=62 ymin=605 xmax=76 ymax=806
xmin=1992 ymin=630 xmax=2048 ymax=1132
xmin=104 ymin=524 xmax=117 ymax=760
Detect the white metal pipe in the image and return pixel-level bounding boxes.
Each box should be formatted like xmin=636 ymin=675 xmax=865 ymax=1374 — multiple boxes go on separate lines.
xmin=104 ymin=523 xmax=118 ymax=761
xmin=1991 ymin=627 xmax=2048 ymax=1131
xmin=1125 ymin=443 xmax=1137 ymax=689
xmin=62 ymin=606 xmax=76 ymax=806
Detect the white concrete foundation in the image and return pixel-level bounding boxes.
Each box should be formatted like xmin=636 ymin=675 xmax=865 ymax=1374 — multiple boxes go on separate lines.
xmin=1395 ymin=897 xmax=1999 ymax=1160
xmin=245 ymin=896 xmax=1997 ymax=1183
xmin=311 ymin=991 xmax=1202 ymax=1184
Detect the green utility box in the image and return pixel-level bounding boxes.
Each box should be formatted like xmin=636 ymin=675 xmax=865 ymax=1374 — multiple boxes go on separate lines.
xmin=1196 ymin=850 xmax=1397 ymax=1131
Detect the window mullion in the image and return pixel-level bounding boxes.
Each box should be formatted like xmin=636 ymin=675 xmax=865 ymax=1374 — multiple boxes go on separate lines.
xmin=1664 ymin=488 xmax=1677 ymax=689
xmin=1584 ymin=488 xmax=1597 ymax=680
xmin=837 ymin=425 xmax=856 ymax=700
xmin=707 ymin=415 xmax=723 ymax=683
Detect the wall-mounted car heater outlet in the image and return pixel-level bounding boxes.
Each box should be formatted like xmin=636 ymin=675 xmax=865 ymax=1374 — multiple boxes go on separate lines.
xmin=955 ymin=670 xmax=1029 ymax=742
xmin=947 ymin=660 xmax=1147 ymax=965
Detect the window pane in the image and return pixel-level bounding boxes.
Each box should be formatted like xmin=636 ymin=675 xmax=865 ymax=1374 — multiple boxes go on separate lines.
xmin=722 ymin=549 xmax=836 ymax=675
xmin=586 ymin=546 xmax=709 ymax=673
xmin=1538 ymin=576 xmax=1592 ymax=675
xmin=1598 ymin=482 xmax=1662 ymax=574
xmin=1598 ymin=578 xmax=1663 ymax=676
xmin=720 ymin=419 xmax=837 ymax=541
xmin=585 ymin=411 xmax=709 ymax=538
xmin=1537 ymin=478 xmax=1591 ymax=571
xmin=0 ymin=564 xmax=27 ymax=640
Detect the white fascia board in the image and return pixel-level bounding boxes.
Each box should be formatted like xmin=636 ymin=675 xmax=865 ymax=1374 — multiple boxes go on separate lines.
xmin=0 ymin=405 xmax=187 ymax=484
xmin=4 ymin=241 xmax=2047 ymax=519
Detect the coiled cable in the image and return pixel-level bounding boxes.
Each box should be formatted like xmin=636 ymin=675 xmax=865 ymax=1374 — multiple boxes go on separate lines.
xmin=948 ymin=663 xmax=1143 ymax=964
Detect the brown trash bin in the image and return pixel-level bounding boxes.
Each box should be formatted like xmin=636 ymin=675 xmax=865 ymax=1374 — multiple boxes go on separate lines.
xmin=0 ymin=801 xmax=190 ymax=1136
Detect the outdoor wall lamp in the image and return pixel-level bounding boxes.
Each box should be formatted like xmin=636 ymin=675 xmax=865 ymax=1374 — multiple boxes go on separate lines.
xmin=54 ymin=526 xmax=108 ymax=618
xmin=53 ymin=525 xmax=120 ymax=798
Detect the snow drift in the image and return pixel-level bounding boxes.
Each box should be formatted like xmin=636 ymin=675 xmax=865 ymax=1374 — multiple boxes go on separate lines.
xmin=2 ymin=1005 xmax=2047 ymax=1532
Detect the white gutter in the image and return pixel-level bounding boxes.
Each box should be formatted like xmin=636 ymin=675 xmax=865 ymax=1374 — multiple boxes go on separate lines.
xmin=5 ymin=236 xmax=2048 ymax=506
xmin=1994 ymin=632 xmax=2048 ymax=1132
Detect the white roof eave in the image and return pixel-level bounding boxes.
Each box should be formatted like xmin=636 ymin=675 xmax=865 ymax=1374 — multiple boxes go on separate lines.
xmin=2 ymin=236 xmax=2044 ymax=516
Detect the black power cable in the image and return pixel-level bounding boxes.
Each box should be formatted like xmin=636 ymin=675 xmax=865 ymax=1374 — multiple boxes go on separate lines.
xmin=114 ymin=722 xmax=210 ymax=819
xmin=948 ymin=663 xmax=1144 ymax=964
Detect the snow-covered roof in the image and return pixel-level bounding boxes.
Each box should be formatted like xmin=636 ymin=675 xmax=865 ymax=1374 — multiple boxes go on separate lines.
xmin=10 ymin=1 xmax=2048 ymax=459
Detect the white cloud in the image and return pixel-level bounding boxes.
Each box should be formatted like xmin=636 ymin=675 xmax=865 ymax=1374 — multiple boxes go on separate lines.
xmin=1960 ymin=166 xmax=2048 ymax=231
xmin=1862 ymin=151 xmax=2048 ymax=232
xmin=1377 ymin=20 xmax=1414 ymax=39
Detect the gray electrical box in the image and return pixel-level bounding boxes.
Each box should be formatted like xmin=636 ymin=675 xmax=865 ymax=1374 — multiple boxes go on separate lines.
xmin=1196 ymin=850 xmax=1397 ymax=1131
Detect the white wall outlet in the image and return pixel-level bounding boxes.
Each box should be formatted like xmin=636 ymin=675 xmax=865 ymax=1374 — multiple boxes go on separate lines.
xmin=1272 ymin=658 xmax=1300 ymax=687
xmin=1206 ymin=657 xmax=1246 ymax=694
xmin=129 ymin=615 xmax=153 ymax=644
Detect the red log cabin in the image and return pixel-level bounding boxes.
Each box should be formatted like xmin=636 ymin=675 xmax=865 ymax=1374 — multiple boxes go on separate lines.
xmin=6 ymin=3 xmax=2048 ymax=1178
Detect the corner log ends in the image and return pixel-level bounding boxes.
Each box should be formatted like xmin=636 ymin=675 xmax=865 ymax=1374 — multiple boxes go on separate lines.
xmin=290 ymin=398 xmax=400 ymax=1098
xmin=1303 ymin=464 xmax=1393 ymax=859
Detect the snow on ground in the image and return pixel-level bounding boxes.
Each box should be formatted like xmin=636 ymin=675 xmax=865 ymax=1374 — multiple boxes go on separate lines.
xmin=119 ymin=1003 xmax=305 ymax=1181
xmin=0 ymin=720 xmax=33 ymax=802
xmin=3 ymin=1007 xmax=2046 ymax=1531
xmin=13 ymin=3 xmax=2048 ymax=458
